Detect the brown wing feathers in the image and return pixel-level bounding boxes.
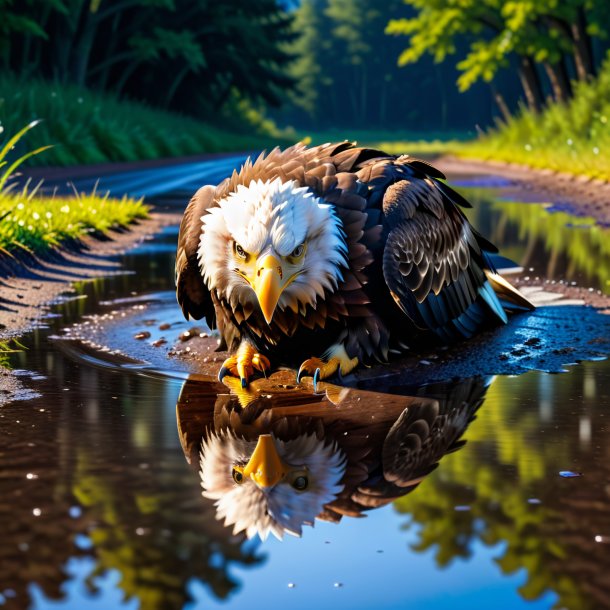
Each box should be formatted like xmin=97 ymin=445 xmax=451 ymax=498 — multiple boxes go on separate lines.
xmin=175 ymin=185 xmax=217 ymax=325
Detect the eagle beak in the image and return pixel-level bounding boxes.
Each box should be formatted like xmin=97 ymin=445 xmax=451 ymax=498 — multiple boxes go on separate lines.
xmin=243 ymin=434 xmax=289 ymax=488
xmin=252 ymin=253 xmax=285 ymax=324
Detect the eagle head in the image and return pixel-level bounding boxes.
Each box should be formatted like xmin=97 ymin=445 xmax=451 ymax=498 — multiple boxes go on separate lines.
xmin=200 ymin=430 xmax=347 ymax=540
xmin=198 ymin=177 xmax=348 ymax=323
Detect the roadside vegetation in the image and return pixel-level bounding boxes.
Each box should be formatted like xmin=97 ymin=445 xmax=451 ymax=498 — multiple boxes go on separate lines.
xmin=0 ymin=75 xmax=291 ymax=167
xmin=460 ymin=53 xmax=610 ymax=180
xmin=0 ymin=123 xmax=148 ymax=257
xmin=0 ymin=1 xmax=295 ymax=167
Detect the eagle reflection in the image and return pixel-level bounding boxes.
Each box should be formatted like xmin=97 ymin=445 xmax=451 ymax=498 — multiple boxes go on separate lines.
xmin=176 ymin=374 xmax=490 ymax=541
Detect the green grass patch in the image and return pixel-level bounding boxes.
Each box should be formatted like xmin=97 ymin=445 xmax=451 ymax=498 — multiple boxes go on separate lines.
xmin=0 ymin=74 xmax=293 ymax=167
xmin=460 ymin=54 xmax=610 ymax=181
xmin=297 ymin=128 xmax=468 ymax=158
xmin=0 ymin=338 xmax=25 ymax=366
xmin=0 ymin=122 xmax=148 ymax=258
xmin=0 ymin=188 xmax=149 ymax=256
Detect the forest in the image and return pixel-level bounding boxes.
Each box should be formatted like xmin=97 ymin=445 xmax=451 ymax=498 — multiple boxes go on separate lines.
xmin=1 ymin=0 xmax=610 ymax=173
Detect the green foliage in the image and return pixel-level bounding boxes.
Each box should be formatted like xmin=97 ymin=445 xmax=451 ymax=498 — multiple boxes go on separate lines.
xmin=0 ymin=338 xmax=25 ymax=368
xmin=0 ymin=188 xmax=149 ymax=255
xmin=0 ymin=122 xmax=148 ymax=256
xmin=0 ymin=0 xmax=296 ymax=117
xmin=0 ymin=74 xmax=292 ymax=167
xmin=461 ymin=51 xmax=610 ymax=180
xmin=284 ymin=0 xmax=493 ymax=131
xmin=388 ymin=0 xmax=609 ymax=111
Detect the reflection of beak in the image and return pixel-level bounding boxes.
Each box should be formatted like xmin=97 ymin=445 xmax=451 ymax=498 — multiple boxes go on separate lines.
xmin=243 ymin=434 xmax=290 ymax=488
xmin=251 ymin=254 xmax=286 ymax=324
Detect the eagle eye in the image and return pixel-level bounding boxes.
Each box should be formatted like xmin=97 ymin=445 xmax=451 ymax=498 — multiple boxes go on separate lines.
xmin=232 ymin=467 xmax=244 ymax=484
xmin=290 ymin=473 xmax=309 ymax=491
xmin=234 ymin=242 xmax=248 ymax=260
xmin=288 ymin=243 xmax=306 ymax=261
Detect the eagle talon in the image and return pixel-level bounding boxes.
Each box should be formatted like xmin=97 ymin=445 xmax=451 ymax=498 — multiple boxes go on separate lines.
xmin=218 ymin=347 xmax=270 ymax=387
xmin=218 ymin=366 xmax=232 ymax=383
xmin=313 ymin=368 xmax=321 ymax=392
xmin=297 ymin=350 xmax=358 ymax=386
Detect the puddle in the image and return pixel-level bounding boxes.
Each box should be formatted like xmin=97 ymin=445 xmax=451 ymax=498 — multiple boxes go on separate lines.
xmin=1 ymin=176 xmax=609 ymax=610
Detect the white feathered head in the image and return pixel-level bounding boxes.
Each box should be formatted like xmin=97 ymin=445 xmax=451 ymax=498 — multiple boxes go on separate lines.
xmin=200 ymin=430 xmax=346 ymax=540
xmin=197 ymin=177 xmax=347 ymax=322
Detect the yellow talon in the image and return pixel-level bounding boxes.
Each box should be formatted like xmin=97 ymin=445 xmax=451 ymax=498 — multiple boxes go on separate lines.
xmin=218 ymin=343 xmax=271 ymax=386
xmin=297 ymin=345 xmax=358 ymax=385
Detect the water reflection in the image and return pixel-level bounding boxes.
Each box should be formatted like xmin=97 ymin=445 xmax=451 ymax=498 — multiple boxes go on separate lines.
xmin=394 ymin=364 xmax=610 ymax=610
xmin=0 ymin=367 xmax=263 ymax=610
xmin=176 ymin=374 xmax=489 ymax=541
xmin=463 ymin=191 xmax=610 ymax=294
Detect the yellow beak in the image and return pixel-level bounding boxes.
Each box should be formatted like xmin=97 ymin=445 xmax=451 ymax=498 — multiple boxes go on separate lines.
xmin=243 ymin=434 xmax=290 ymax=488
xmin=251 ymin=254 xmax=285 ymax=324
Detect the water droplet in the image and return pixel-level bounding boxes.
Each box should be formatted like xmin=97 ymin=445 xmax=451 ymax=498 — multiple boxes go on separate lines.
xmin=287 ymin=583 xmax=296 ymax=589
xmin=333 ymin=582 xmax=343 ymax=588
xmin=595 ymin=535 xmax=609 ymax=543
xmin=26 ymin=473 xmax=38 ymax=480
xmin=69 ymin=506 xmax=82 ymax=518
xmin=32 ymin=508 xmax=41 ymax=516
xmin=559 ymin=470 xmax=582 ymax=478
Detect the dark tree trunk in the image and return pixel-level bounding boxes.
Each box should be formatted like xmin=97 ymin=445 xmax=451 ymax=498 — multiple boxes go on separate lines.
xmin=571 ymin=7 xmax=596 ymax=80
xmin=518 ymin=56 xmax=544 ymax=113
xmin=543 ymin=58 xmax=572 ymax=103
xmin=491 ymin=84 xmax=511 ymax=123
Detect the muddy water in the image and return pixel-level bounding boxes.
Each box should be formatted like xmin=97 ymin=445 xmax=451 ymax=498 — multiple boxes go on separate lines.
xmin=1 ymin=184 xmax=609 ymax=610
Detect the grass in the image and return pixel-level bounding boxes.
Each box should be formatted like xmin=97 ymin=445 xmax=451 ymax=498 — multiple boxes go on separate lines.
xmin=0 ymin=338 xmax=25 ymax=368
xmin=0 ymin=188 xmax=149 ymax=256
xmin=0 ymin=122 xmax=148 ymax=258
xmin=0 ymin=74 xmax=293 ymax=167
xmin=297 ymin=128 xmax=469 ymax=158
xmin=460 ymin=53 xmax=610 ymax=181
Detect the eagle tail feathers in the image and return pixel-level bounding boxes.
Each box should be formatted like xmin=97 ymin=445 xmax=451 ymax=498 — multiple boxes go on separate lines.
xmin=484 ymin=269 xmax=535 ymax=313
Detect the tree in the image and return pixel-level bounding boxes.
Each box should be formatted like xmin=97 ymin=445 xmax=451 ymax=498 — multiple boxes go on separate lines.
xmin=0 ymin=0 xmax=297 ymax=117
xmin=387 ymin=0 xmax=610 ymax=114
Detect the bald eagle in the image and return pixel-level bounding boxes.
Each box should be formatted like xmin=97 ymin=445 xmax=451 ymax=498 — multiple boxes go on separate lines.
xmin=176 ymin=142 xmax=532 ymax=385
